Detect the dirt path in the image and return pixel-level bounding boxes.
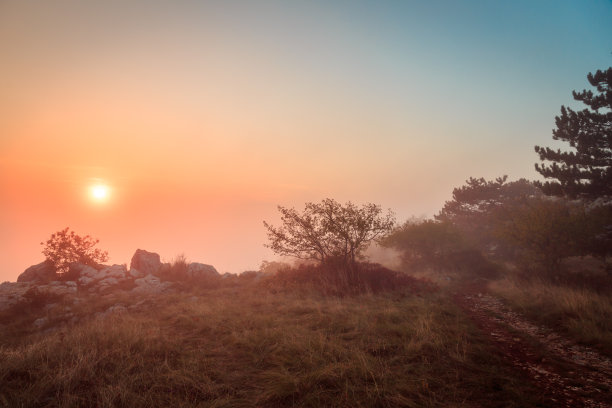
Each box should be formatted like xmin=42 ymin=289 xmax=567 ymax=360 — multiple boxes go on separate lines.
xmin=455 ymin=285 xmax=612 ymax=408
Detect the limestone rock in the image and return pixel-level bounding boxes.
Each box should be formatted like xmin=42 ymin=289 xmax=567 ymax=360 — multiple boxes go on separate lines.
xmin=75 ymin=264 xmax=106 ymax=284
xmin=78 ymin=276 xmax=95 ymax=286
xmin=33 ymin=317 xmax=48 ymax=328
xmin=41 ymin=282 xmax=78 ymax=296
xmin=130 ymin=249 xmax=162 ymax=276
xmin=187 ymin=263 xmax=219 ymax=279
xmin=17 ymin=261 xmax=57 ymax=283
xmin=0 ymin=282 xmax=32 ymax=311
xmin=132 ymin=274 xmax=172 ymax=294
xmin=98 ymin=277 xmax=119 ymax=287
xmin=99 ymin=264 xmax=128 ymax=279
xmin=106 ymin=304 xmax=127 ymax=315
xmin=128 ymin=268 xmax=146 ymax=278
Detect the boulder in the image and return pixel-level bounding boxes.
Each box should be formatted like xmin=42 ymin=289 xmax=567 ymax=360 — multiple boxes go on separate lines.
xmin=187 ymin=263 xmax=219 ymax=279
xmin=98 ymin=277 xmax=119 ymax=287
xmin=33 ymin=317 xmax=48 ymax=328
xmin=128 ymin=268 xmax=146 ymax=279
xmin=99 ymin=264 xmax=128 ymax=279
xmin=130 ymin=249 xmax=162 ymax=276
xmin=78 ymin=276 xmax=96 ymax=286
xmin=76 ymin=264 xmax=108 ymax=285
xmin=41 ymin=282 xmax=78 ymax=296
xmin=132 ymin=274 xmax=172 ymax=294
xmin=68 ymin=263 xmax=100 ymax=279
xmin=17 ymin=261 xmax=57 ymax=283
xmin=0 ymin=282 xmax=32 ymax=311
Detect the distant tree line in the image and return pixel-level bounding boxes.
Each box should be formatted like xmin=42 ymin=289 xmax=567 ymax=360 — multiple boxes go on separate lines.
xmin=265 ymin=67 xmax=611 ymax=283
xmin=384 ymin=67 xmax=611 ymax=279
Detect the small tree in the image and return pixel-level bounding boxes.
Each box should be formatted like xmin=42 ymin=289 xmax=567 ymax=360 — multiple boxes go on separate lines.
xmin=263 ymin=198 xmax=395 ymax=266
xmin=494 ymin=198 xmax=586 ymax=275
xmin=383 ymin=219 xmax=464 ymax=270
xmin=41 ymin=227 xmax=109 ymax=274
xmin=435 ymin=176 xmax=541 ymax=257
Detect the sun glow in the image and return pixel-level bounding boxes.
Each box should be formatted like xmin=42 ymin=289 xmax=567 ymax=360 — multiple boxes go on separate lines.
xmin=90 ymin=184 xmax=109 ymax=201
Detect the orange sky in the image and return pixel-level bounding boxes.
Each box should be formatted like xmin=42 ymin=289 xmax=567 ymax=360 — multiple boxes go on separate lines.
xmin=2 ymin=1 xmax=611 ymax=281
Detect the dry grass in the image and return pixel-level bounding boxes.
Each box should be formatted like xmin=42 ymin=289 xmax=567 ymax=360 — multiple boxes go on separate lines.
xmin=0 ymin=285 xmax=541 ymax=407
xmin=489 ymin=277 xmax=612 ymax=356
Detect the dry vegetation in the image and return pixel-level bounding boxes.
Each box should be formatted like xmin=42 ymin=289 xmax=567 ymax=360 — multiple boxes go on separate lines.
xmin=0 ymin=276 xmax=545 ymax=408
xmin=489 ymin=275 xmax=612 ymax=357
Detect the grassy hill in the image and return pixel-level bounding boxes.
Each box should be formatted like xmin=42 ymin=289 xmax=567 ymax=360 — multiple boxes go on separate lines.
xmin=0 ymin=276 xmax=544 ymax=408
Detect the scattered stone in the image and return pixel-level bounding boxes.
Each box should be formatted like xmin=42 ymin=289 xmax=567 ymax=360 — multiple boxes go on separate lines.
xmin=187 ymin=262 xmax=219 ymax=279
xmin=78 ymin=276 xmax=95 ymax=286
xmin=99 ymin=264 xmax=128 ymax=279
xmin=33 ymin=317 xmax=48 ymax=328
xmin=6 ymin=249 xmax=216 ymax=324
xmin=106 ymin=305 xmax=127 ymax=315
xmin=128 ymin=268 xmax=146 ymax=278
xmin=17 ymin=261 xmax=57 ymax=283
xmin=76 ymin=264 xmax=107 ymax=283
xmin=132 ymin=274 xmax=172 ymax=294
xmin=130 ymin=249 xmax=162 ymax=276
xmin=98 ymin=277 xmax=119 ymax=287
xmin=41 ymin=283 xmax=77 ymax=297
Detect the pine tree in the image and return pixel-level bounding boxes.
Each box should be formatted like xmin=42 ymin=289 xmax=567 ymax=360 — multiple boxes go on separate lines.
xmin=535 ymin=67 xmax=612 ymax=200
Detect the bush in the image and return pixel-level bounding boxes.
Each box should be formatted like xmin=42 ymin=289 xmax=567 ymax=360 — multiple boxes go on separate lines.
xmin=158 ymin=254 xmax=189 ymax=282
xmin=41 ymin=228 xmax=109 ymax=275
xmin=268 ymin=259 xmax=434 ymax=296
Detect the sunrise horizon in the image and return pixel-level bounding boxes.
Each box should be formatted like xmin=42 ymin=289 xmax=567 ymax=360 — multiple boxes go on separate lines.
xmin=2 ymin=0 xmax=612 ymax=281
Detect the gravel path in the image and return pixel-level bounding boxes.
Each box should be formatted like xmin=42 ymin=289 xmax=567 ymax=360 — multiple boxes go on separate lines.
xmin=456 ymin=287 xmax=612 ymax=408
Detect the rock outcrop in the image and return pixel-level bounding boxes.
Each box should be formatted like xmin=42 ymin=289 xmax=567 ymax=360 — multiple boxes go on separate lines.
xmin=17 ymin=261 xmax=57 ymax=283
xmin=2 ymin=249 xmax=219 ymax=314
xmin=130 ymin=249 xmax=162 ymax=276
xmin=187 ymin=263 xmax=219 ymax=279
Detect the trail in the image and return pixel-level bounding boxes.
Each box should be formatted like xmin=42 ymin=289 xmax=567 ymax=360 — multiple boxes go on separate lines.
xmin=455 ymin=284 xmax=612 ymax=408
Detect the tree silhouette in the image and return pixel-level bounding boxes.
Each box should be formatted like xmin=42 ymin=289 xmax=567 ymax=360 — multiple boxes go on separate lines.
xmin=535 ymin=67 xmax=612 ymax=199
xmin=41 ymin=228 xmax=109 ymax=274
xmin=264 ymin=199 xmax=395 ymax=266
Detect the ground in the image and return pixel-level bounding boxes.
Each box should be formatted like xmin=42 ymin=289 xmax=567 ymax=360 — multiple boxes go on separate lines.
xmin=455 ymin=282 xmax=612 ymax=408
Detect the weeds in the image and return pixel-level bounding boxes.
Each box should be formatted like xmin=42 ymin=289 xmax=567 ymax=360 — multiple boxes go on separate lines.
xmin=490 ymin=277 xmax=612 ymax=356
xmin=0 ymin=286 xmax=540 ymax=407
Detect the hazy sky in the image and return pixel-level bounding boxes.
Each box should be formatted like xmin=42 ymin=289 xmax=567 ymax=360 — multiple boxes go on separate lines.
xmin=1 ymin=0 xmax=611 ymax=281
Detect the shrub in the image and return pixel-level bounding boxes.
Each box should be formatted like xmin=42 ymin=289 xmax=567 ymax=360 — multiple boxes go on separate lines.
xmin=159 ymin=254 xmax=189 ymax=282
xmin=268 ymin=259 xmax=434 ymax=296
xmin=41 ymin=228 xmax=108 ymax=275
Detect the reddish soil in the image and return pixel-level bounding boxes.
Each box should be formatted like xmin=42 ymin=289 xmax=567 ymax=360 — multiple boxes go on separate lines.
xmin=455 ymin=283 xmax=612 ymax=408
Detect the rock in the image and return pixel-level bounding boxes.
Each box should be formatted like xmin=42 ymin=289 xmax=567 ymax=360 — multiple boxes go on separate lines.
xmin=76 ymin=264 xmax=126 ymax=288
xmin=128 ymin=268 xmax=146 ymax=278
xmin=67 ymin=263 xmax=92 ymax=279
xmin=134 ymin=274 xmax=160 ymax=286
xmin=17 ymin=261 xmax=57 ymax=283
xmin=130 ymin=249 xmax=162 ymax=276
xmin=105 ymin=304 xmax=127 ymax=315
xmin=132 ymin=274 xmax=172 ymax=294
xmin=187 ymin=263 xmax=219 ymax=279
xmin=78 ymin=276 xmax=95 ymax=286
xmin=99 ymin=264 xmax=128 ymax=279
xmin=98 ymin=277 xmax=119 ymax=287
xmin=74 ymin=264 xmax=106 ymax=283
xmin=33 ymin=317 xmax=48 ymax=328
xmin=0 ymin=282 xmax=32 ymax=311
xmin=42 ymin=283 xmax=77 ymax=296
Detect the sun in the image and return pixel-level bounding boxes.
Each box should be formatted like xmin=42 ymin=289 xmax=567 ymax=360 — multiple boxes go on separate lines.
xmin=90 ymin=184 xmax=109 ymax=201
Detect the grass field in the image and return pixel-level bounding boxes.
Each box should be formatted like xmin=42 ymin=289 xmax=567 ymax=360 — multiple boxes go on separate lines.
xmin=0 ymin=282 xmax=543 ymax=407
xmin=489 ymin=276 xmax=612 ymax=357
